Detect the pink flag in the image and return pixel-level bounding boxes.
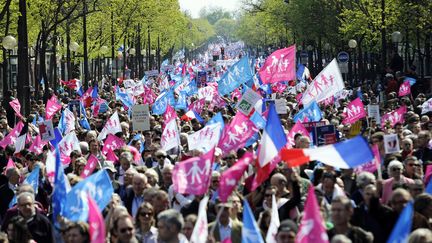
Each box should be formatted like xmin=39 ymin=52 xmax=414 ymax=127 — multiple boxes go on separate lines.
xmin=106 ymin=149 xmax=119 ymax=164
xmin=9 ymin=99 xmax=24 ymax=120
xmin=0 ymin=121 xmax=24 ymax=148
xmin=398 ymin=81 xmax=411 ymax=97
xmin=319 ymin=96 xmax=334 ymax=107
xmin=172 ymin=148 xmax=215 ymax=195
xmin=217 ymin=113 xmax=258 ymax=155
xmin=188 ymin=98 xmax=206 ymax=114
xmin=58 ymin=132 xmax=81 ymax=164
xmin=3 ymin=158 xmax=16 ymax=175
xmin=209 ymin=92 xmax=227 ymax=111
xmin=295 ymin=186 xmax=329 ymax=243
xmin=163 ymin=105 xmax=177 ymax=128
xmin=92 ymin=98 xmax=107 ymax=117
xmin=259 ymin=45 xmax=296 ymax=84
xmin=45 ymin=96 xmax=62 ymax=120
xmin=286 ymin=121 xmax=310 ymax=148
xmin=127 ymin=145 xmax=142 ymax=164
xmin=80 ymin=87 xmax=94 ymax=107
xmin=424 ymin=165 xmax=432 ymax=186
xmin=28 ymin=134 xmax=48 ymax=154
xmin=218 ymin=152 xmax=253 ymax=202
xmin=272 ymin=82 xmax=288 ymax=94
xmin=342 ymin=98 xmax=366 ymax=125
xmin=381 ymin=106 xmax=407 ymax=128
xmin=231 ymin=88 xmax=242 ymax=101
xmin=80 ymin=154 xmax=99 ymax=178
xmin=354 ymin=144 xmax=380 ymax=174
xmin=102 ymin=134 xmax=126 ymax=155
xmin=87 ymin=194 xmax=106 ymax=243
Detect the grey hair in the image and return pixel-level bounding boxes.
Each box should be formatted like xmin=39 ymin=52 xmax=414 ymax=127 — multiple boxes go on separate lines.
xmin=120 ymin=151 xmax=133 ymax=162
xmin=6 ymin=167 xmax=19 ymax=178
xmin=17 ymin=192 xmax=35 ymax=204
xmin=387 ymin=160 xmax=404 ymax=175
xmin=331 ymin=234 xmax=352 ymax=243
xmin=408 ymin=228 xmax=432 ymax=243
xmin=356 ymin=172 xmax=376 ymax=188
xmin=157 ymin=209 xmax=184 ymax=232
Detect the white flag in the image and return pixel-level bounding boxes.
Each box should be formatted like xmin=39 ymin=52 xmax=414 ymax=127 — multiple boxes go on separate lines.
xmin=97 ymin=111 xmax=122 ymax=140
xmin=14 ymin=134 xmax=27 ymax=154
xmin=58 ymin=131 xmax=81 ymax=157
xmin=301 ymin=59 xmax=344 ymax=105
xmin=265 ymin=195 xmax=280 ymax=243
xmin=190 ymin=196 xmax=209 ymax=243
xmin=421 ymin=98 xmax=432 ymax=114
xmin=63 ymin=108 xmax=76 ymax=135
xmin=187 ymin=123 xmax=222 ymax=152
xmin=161 ymin=119 xmax=180 ymax=151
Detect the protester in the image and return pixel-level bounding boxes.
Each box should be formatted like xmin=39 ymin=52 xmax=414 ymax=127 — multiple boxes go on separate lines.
xmin=0 ymin=42 xmax=430 ymax=243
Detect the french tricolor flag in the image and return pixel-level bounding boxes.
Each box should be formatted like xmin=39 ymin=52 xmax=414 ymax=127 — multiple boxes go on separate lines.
xmin=257 ymin=103 xmax=287 ymax=167
xmin=281 ymin=135 xmax=373 ymax=169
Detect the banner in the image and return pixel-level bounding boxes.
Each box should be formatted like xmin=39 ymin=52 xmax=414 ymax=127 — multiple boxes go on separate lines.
xmin=301 ymin=59 xmax=344 ymax=105
xmin=342 ymin=98 xmax=366 ymax=124
xmin=381 ymin=106 xmax=407 ymax=128
xmin=218 ymin=56 xmax=253 ymax=96
xmin=398 ymin=81 xmax=411 ymax=97
xmin=259 ymin=45 xmax=296 ymax=84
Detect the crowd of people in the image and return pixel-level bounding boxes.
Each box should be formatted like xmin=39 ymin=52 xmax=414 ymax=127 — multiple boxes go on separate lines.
xmin=0 ymin=47 xmax=431 ymax=243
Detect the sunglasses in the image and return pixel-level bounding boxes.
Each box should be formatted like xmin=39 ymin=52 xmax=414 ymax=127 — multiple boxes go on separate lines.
xmin=119 ymin=227 xmax=134 ymax=233
xmin=392 ymin=168 xmax=402 ymax=172
xmin=139 ymin=212 xmax=153 ymax=217
xmin=408 ymin=164 xmax=421 ymax=167
xmin=264 ymin=194 xmax=273 ymax=197
xmin=156 ymin=155 xmax=166 ymax=159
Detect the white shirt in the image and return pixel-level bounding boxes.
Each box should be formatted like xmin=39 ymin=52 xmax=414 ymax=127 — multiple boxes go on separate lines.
xmin=219 ymin=220 xmax=233 ymax=241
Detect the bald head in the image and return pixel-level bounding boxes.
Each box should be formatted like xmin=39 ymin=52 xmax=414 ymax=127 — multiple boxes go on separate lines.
xmin=132 ymin=173 xmax=148 ymax=196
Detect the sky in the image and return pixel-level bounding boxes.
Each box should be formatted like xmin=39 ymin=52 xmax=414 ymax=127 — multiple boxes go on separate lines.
xmin=178 ymin=0 xmax=242 ymax=18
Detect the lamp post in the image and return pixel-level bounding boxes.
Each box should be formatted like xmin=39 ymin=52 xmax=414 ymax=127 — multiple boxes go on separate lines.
xmin=100 ymin=45 xmax=109 ymax=77
xmin=141 ymin=49 xmax=146 ymax=73
xmin=307 ymin=45 xmax=314 ymax=74
xmin=129 ymin=47 xmax=136 ymax=78
xmin=69 ymin=41 xmax=79 ymax=79
xmin=2 ymin=35 xmax=17 ymax=94
xmin=391 ymin=31 xmax=402 ymax=53
xmin=150 ymin=49 xmax=156 ymax=70
xmin=348 ymin=39 xmax=357 ymax=85
xmin=324 ymin=43 xmax=331 ymax=63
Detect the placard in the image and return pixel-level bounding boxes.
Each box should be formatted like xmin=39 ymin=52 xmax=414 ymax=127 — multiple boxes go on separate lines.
xmin=367 ymin=104 xmax=381 ymax=125
xmin=144 ymin=70 xmax=159 ymax=77
xmin=132 ymin=105 xmax=150 ymax=131
xmin=39 ymin=120 xmax=55 ymax=141
xmin=384 ymin=134 xmax=400 ymax=154
xmin=68 ymin=100 xmax=81 ymax=116
xmin=313 ymin=125 xmax=336 ymax=146
xmin=236 ymin=89 xmax=262 ymax=115
xmin=275 ymin=99 xmax=288 ymax=114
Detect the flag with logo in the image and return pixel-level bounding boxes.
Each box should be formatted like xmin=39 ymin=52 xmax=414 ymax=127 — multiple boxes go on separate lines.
xmin=172 ymin=148 xmax=214 ymax=195
xmin=218 ymin=56 xmax=253 ymax=96
xmin=102 ymin=134 xmax=125 ymax=155
xmin=381 ymin=106 xmax=407 ymax=128
xmin=387 ymin=201 xmax=413 ymax=243
xmin=301 ymin=59 xmax=344 ymax=105
xmin=23 ymin=165 xmax=40 ymax=194
xmin=259 ymin=45 xmax=296 ymax=84
xmin=187 ymin=114 xmax=223 ymax=152
xmin=293 ymin=101 xmax=322 ymax=122
xmin=342 ymin=98 xmax=366 ymax=124
xmin=161 ymin=119 xmax=181 ymax=151
xmin=80 ymin=154 xmax=99 ymax=178
xmin=242 ymin=199 xmax=265 ymax=243
xmin=46 ymin=96 xmax=62 ymax=120
xmin=218 ymin=113 xmax=257 ymax=155
xmin=421 ymin=98 xmax=432 ymax=114
xmin=63 ymin=170 xmax=114 ymax=222
xmin=296 ymin=186 xmax=329 ymax=243
xmin=97 ymin=112 xmax=122 ymax=140
xmin=9 ymin=99 xmax=24 ymax=120
xmin=217 ymin=152 xmax=253 ymax=202
xmin=59 ymin=108 xmax=76 ymax=135
xmin=0 ymin=121 xmax=24 ymax=149
xmin=398 ymin=81 xmax=411 ymax=97
xmin=52 ymin=148 xmax=68 ymax=225
xmin=58 ymin=131 xmax=81 ymax=164
xmin=190 ymin=196 xmax=209 ymax=243
xmin=286 ymin=121 xmax=310 ymax=148
xmin=87 ymin=194 xmax=106 ymax=243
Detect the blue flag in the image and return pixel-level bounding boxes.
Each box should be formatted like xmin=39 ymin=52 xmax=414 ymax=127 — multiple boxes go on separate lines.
xmin=128 ymin=134 xmax=145 ymax=153
xmin=183 ymin=79 xmax=198 ymax=96
xmin=52 ymin=149 xmax=68 ymax=226
xmin=426 ymin=175 xmax=432 ymax=194
xmin=23 ymin=165 xmax=40 ymax=194
xmin=76 ymin=86 xmax=84 ymax=96
xmin=115 ymin=87 xmax=134 ymax=108
xmin=152 ymin=91 xmax=171 ymax=115
xmin=50 ymin=128 xmax=63 ymax=147
xmin=404 ymin=77 xmax=416 ymax=86
xmin=242 ymin=199 xmax=265 ymax=243
xmin=206 ymin=112 xmax=224 ymax=131
xmin=294 ymin=101 xmax=322 ymax=122
xmin=62 ymin=170 xmax=114 ymax=222
xmin=175 ymin=91 xmax=188 ymax=110
xmin=92 ymin=84 xmax=99 ymax=99
xmin=218 ymin=56 xmax=253 ymax=96
xmin=58 ymin=110 xmax=67 ymax=135
xmin=387 ymin=201 xmax=413 ymax=243
xmin=250 ymin=111 xmax=266 ymax=129
xmin=79 ymin=102 xmax=91 ymax=130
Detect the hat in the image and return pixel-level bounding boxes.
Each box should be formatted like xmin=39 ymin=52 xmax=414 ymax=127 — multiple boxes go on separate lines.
xmin=277 ymin=219 xmax=298 ymax=233
xmin=104 ymin=161 xmax=117 ymax=173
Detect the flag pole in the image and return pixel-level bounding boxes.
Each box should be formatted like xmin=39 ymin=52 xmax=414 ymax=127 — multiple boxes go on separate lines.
xmin=210 ymin=206 xmax=224 ymax=236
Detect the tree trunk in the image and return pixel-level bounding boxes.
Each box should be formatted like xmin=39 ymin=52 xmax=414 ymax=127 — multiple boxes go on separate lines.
xmin=2 ymin=6 xmax=10 ymax=97
xmin=17 ymin=0 xmax=30 ymax=115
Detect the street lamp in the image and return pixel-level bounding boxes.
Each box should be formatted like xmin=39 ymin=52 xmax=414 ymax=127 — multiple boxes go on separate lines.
xmin=2 ymin=35 xmax=17 ymax=93
xmin=391 ymin=31 xmax=402 ymax=53
xmin=129 ymin=48 xmax=136 ymax=78
xmin=324 ymin=43 xmax=331 ymax=62
xmin=348 ymin=39 xmax=357 ymax=85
